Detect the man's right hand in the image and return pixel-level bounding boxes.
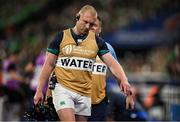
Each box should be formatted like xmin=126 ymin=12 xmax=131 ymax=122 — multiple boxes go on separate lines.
xmin=34 ymin=90 xmax=44 ymax=105
xmin=126 ymin=95 xmax=134 ymax=110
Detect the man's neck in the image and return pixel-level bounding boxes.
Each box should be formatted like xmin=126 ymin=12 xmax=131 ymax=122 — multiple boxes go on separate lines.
xmin=73 ymin=26 xmax=81 ymax=35
xmin=70 ymin=28 xmax=88 ymax=40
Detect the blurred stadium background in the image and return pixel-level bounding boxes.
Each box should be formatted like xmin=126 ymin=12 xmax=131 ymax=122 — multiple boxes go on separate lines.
xmin=0 ymin=0 xmax=179 ymax=121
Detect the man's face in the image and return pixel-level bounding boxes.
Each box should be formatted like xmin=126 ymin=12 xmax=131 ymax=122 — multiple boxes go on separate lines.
xmin=91 ymin=19 xmax=101 ymax=35
xmin=76 ymin=11 xmax=96 ymax=35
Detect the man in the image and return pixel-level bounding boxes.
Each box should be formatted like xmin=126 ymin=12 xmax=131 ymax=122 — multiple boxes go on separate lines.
xmin=34 ymin=5 xmax=132 ymax=121
xmin=88 ymin=16 xmax=134 ymax=121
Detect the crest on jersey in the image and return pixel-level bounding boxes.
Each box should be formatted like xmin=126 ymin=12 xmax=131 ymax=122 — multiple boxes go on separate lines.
xmin=62 ymin=45 xmax=73 ymax=56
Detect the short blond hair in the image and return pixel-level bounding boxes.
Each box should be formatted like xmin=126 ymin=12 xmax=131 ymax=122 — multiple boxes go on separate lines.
xmin=77 ymin=5 xmax=97 ymax=18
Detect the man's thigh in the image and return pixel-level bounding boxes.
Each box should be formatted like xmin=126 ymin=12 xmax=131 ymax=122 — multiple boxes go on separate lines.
xmin=52 ymin=83 xmax=91 ymax=116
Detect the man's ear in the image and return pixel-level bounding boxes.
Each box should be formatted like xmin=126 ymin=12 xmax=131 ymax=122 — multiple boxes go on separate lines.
xmin=76 ymin=14 xmax=80 ymax=21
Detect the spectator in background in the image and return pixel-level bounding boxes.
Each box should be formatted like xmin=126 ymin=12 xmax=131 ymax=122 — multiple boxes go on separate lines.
xmin=30 ymin=52 xmax=46 ymax=95
xmin=167 ymin=42 xmax=180 ymax=82
xmin=0 ymin=59 xmax=2 ymax=86
xmin=2 ymin=51 xmax=20 ymax=84
xmin=3 ymin=51 xmax=19 ymax=71
xmin=166 ymin=42 xmax=180 ymax=121
xmin=2 ymin=62 xmax=24 ymax=121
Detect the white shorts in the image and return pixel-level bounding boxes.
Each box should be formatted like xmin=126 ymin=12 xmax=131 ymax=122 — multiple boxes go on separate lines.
xmin=52 ymin=83 xmax=91 ymax=116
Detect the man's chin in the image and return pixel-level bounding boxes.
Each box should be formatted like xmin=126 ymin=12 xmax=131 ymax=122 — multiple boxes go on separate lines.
xmin=81 ymin=29 xmax=88 ymax=35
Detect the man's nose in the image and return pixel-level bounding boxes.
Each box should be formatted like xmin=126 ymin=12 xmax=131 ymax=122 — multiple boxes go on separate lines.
xmin=85 ymin=23 xmax=90 ymax=29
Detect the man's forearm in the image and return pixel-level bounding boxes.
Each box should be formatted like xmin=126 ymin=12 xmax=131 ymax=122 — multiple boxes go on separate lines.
xmin=109 ymin=61 xmax=128 ymax=83
xmin=102 ymin=53 xmax=128 ymax=84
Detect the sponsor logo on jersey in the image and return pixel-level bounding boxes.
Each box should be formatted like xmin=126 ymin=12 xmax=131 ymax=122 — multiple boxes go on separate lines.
xmin=92 ymin=63 xmax=107 ymax=75
xmin=62 ymin=44 xmax=96 ymax=56
xmin=56 ymin=57 xmax=94 ymax=71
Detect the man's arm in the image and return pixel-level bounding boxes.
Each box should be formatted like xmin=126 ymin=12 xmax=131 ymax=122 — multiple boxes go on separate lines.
xmin=34 ymin=52 xmax=57 ymax=104
xmin=101 ymin=52 xmax=131 ymax=95
xmin=105 ymin=43 xmax=134 ymax=109
xmin=96 ymin=36 xmax=132 ymax=95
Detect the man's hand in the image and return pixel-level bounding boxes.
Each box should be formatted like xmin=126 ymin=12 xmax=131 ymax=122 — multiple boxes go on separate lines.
xmin=126 ymin=95 xmax=134 ymax=109
xmin=34 ymin=90 xmax=44 ymax=105
xmin=120 ymin=81 xmax=132 ymax=96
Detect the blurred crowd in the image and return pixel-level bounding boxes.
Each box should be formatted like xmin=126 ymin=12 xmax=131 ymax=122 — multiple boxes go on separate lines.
xmin=0 ymin=0 xmax=179 ymax=121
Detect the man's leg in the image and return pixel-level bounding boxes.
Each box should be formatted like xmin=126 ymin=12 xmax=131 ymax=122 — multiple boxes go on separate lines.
xmin=75 ymin=93 xmax=91 ymax=121
xmin=76 ymin=115 xmax=87 ymax=121
xmin=57 ymin=108 xmax=75 ymax=121
xmin=52 ymin=84 xmax=76 ymax=121
xmin=53 ymin=83 xmax=91 ymax=121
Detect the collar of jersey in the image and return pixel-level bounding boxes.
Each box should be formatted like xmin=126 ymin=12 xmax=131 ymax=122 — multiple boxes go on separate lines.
xmin=70 ymin=28 xmax=88 ymax=42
